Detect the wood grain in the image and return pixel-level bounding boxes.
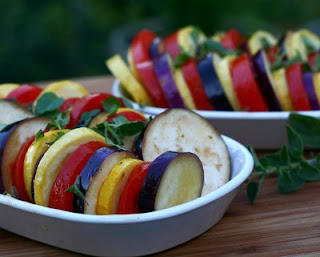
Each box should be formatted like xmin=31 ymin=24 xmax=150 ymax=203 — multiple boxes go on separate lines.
xmin=0 ymin=76 xmax=319 ymax=257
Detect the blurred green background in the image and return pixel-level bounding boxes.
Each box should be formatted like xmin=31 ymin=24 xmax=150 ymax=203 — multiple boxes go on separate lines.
xmin=1 ymin=0 xmax=319 ymax=83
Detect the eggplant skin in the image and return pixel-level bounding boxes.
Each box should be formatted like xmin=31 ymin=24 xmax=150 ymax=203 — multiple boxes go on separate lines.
xmin=0 ymin=121 xmax=22 ymax=192
xmin=139 ymin=152 xmax=176 ymax=213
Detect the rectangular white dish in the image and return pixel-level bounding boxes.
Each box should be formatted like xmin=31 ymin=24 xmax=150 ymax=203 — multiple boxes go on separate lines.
xmin=112 ymin=79 xmax=320 ymax=149
xmin=0 ymin=136 xmax=253 ymax=257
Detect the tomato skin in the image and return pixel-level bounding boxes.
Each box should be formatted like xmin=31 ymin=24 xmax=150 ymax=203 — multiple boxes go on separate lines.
xmin=108 ymin=110 xmax=145 ymax=122
xmin=136 ymin=61 xmax=169 ymax=108
xmin=59 ymin=97 xmax=79 ymax=112
xmin=266 ymin=45 xmax=278 ymax=63
xmin=131 ymin=29 xmax=157 ymax=67
xmin=230 ymin=54 xmax=268 ymax=112
xmin=49 ymin=141 xmax=106 ymax=212
xmin=220 ymin=29 xmax=245 ymax=50
xmin=308 ymin=52 xmax=319 ymax=69
xmin=12 ymin=136 xmax=35 ymax=202
xmin=117 ymin=162 xmax=151 ymax=214
xmin=285 ymin=62 xmax=311 ymax=111
xmin=162 ymin=31 xmax=180 ymax=59
xmin=67 ymin=93 xmax=115 ymax=128
xmin=182 ymin=59 xmax=214 ymax=110
xmin=6 ymin=84 xmax=42 ymax=106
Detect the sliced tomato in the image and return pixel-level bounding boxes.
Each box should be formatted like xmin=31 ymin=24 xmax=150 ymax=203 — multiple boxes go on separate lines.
xmin=162 ymin=31 xmax=180 ymax=59
xmin=59 ymin=97 xmax=80 ymax=112
xmin=67 ymin=93 xmax=116 ymax=128
xmin=308 ymin=52 xmax=319 ymax=69
xmin=131 ymin=29 xmax=157 ymax=67
xmin=266 ymin=45 xmax=278 ymax=63
xmin=48 ymin=141 xmax=106 ymax=212
xmin=6 ymin=84 xmax=42 ymax=106
xmin=117 ymin=162 xmax=151 ymax=214
xmin=220 ymin=29 xmax=245 ymax=50
xmin=107 ymin=108 xmax=146 ymax=122
xmin=12 ymin=136 xmax=35 ymax=202
xmin=182 ymin=59 xmax=214 ymax=110
xmin=230 ymin=54 xmax=268 ymax=111
xmin=285 ymin=62 xmax=311 ymax=111
xmin=136 ymin=61 xmax=169 ymax=108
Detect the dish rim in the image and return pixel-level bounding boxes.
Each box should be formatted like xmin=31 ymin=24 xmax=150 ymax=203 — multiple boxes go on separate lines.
xmin=0 ymin=136 xmax=253 ymax=225
xmin=112 ymin=79 xmax=320 ymax=120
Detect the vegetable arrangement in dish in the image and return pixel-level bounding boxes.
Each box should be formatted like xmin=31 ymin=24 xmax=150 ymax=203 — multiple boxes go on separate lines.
xmin=0 ymin=80 xmax=231 ymax=215
xmin=106 ymin=26 xmax=320 ymax=112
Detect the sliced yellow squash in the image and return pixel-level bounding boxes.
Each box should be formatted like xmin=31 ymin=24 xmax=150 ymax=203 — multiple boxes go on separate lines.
xmin=178 ymin=26 xmax=206 ymax=56
xmin=33 ymin=127 xmax=105 ymax=206
xmin=96 ymin=158 xmax=142 ymax=215
xmin=248 ymin=30 xmax=277 ymax=55
xmin=173 ymin=69 xmax=196 ymax=110
xmin=0 ymin=83 xmax=19 ymax=98
xmin=313 ymin=72 xmax=320 ymax=104
xmin=106 ymin=55 xmax=152 ymax=106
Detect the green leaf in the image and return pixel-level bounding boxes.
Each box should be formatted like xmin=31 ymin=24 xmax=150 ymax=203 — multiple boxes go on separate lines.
xmin=246 ymin=181 xmax=260 ymax=204
xmin=0 ymin=124 xmax=7 ymax=132
xmin=301 ymin=35 xmax=319 ymax=54
xmin=122 ymin=98 xmax=133 ymax=109
xmin=286 ymin=126 xmax=303 ymax=162
xmin=298 ymin=160 xmax=320 ymax=182
xmin=278 ymin=168 xmax=304 ymax=193
xmin=102 ymin=96 xmax=121 ymax=117
xmin=34 ymin=92 xmax=64 ymax=116
xmin=259 ymin=146 xmax=289 ymax=170
xmin=35 ymin=129 xmax=44 ymax=142
xmin=46 ymin=112 xmax=70 ymax=130
xmin=314 ymin=54 xmax=320 ymax=72
xmin=289 ymin=113 xmax=320 ymax=147
xmin=78 ymin=109 xmax=100 ymax=127
xmin=111 ymin=115 xmax=129 ymax=126
xmin=174 ymin=51 xmax=193 ymax=68
xmin=66 ymin=176 xmax=87 ymax=203
xmin=260 ymin=37 xmax=272 ymax=50
xmin=118 ymin=121 xmax=145 ymax=137
xmin=46 ymin=131 xmax=65 ymax=146
xmin=248 ymin=146 xmax=265 ymax=172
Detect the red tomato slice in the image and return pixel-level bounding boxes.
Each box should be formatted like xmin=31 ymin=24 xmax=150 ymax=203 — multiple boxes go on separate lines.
xmin=108 ymin=110 xmax=145 ymax=122
xmin=266 ymin=45 xmax=278 ymax=63
xmin=220 ymin=29 xmax=245 ymax=50
xmin=131 ymin=29 xmax=157 ymax=67
xmin=49 ymin=141 xmax=106 ymax=212
xmin=59 ymin=97 xmax=80 ymax=112
xmin=6 ymin=84 xmax=42 ymax=106
xmin=308 ymin=52 xmax=319 ymax=69
xmin=12 ymin=136 xmax=35 ymax=202
xmin=285 ymin=62 xmax=311 ymax=111
xmin=230 ymin=54 xmax=268 ymax=111
xmin=117 ymin=162 xmax=151 ymax=214
xmin=67 ymin=93 xmax=115 ymax=128
xmin=182 ymin=59 xmax=214 ymax=110
xmin=162 ymin=31 xmax=180 ymax=59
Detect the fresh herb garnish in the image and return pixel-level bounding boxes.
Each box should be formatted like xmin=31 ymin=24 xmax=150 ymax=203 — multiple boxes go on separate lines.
xmin=314 ymin=54 xmax=320 ymax=72
xmin=260 ymin=37 xmax=272 ymax=51
xmin=35 ymin=129 xmax=45 ymax=142
xmin=46 ymin=111 xmax=70 ymax=131
xmin=92 ymin=116 xmax=145 ymax=149
xmin=102 ymin=96 xmax=121 ymax=117
xmin=247 ymin=113 xmax=320 ymax=204
xmin=301 ymin=35 xmax=319 ymax=54
xmin=174 ymin=50 xmax=193 ymax=68
xmin=45 ymin=131 xmax=65 ymax=146
xmin=33 ymin=92 xmax=64 ymax=117
xmin=66 ymin=176 xmax=87 ymax=203
xmin=78 ymin=109 xmax=100 ymax=127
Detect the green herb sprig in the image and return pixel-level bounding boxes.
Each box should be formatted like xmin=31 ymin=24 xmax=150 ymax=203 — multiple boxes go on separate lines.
xmin=247 ymin=113 xmax=320 ymax=204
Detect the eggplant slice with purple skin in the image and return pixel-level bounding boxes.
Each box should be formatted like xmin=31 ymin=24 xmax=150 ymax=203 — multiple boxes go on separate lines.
xmin=303 ymin=72 xmax=320 ymax=110
xmin=74 ymin=146 xmax=135 ymax=214
xmin=142 ymin=108 xmax=231 ymax=196
xmin=139 ymin=151 xmax=204 ymax=213
xmin=197 ymin=54 xmax=233 ymax=111
xmin=252 ymin=50 xmax=281 ymax=111
xmin=153 ymin=54 xmax=185 ymax=108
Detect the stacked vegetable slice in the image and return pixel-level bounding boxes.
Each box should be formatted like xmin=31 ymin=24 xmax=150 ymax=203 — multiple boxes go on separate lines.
xmin=0 ymin=81 xmax=231 ymax=215
xmin=106 ymin=26 xmax=320 ymax=112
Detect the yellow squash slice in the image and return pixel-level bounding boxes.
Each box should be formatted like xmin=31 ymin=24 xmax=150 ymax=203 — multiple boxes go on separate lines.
xmin=173 ymin=69 xmax=196 ymax=110
xmin=178 ymin=26 xmax=206 ymax=56
xmin=96 ymin=158 xmax=142 ymax=215
xmin=0 ymin=83 xmax=19 ymax=98
xmin=106 ymin=55 xmax=152 ymax=106
xmin=248 ymin=30 xmax=277 ymax=55
xmin=33 ymin=127 xmax=105 ymax=206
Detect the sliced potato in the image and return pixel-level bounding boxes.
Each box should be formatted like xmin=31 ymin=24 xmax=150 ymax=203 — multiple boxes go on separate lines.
xmin=142 ymin=109 xmax=231 ymax=195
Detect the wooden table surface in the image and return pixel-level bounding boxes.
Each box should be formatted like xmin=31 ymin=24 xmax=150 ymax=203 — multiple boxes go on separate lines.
xmin=1 ymin=76 xmax=320 ymax=257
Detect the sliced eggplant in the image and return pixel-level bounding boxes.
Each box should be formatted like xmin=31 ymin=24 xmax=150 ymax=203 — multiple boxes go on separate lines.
xmin=0 ymin=100 xmax=33 ymax=124
xmin=303 ymin=72 xmax=320 ymax=110
xmin=139 ymin=151 xmax=204 ymax=213
xmin=142 ymin=109 xmax=231 ymax=195
xmin=1 ymin=117 xmax=50 ymax=195
xmin=252 ymin=50 xmax=281 ymax=111
xmin=197 ymin=54 xmax=233 ymax=111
